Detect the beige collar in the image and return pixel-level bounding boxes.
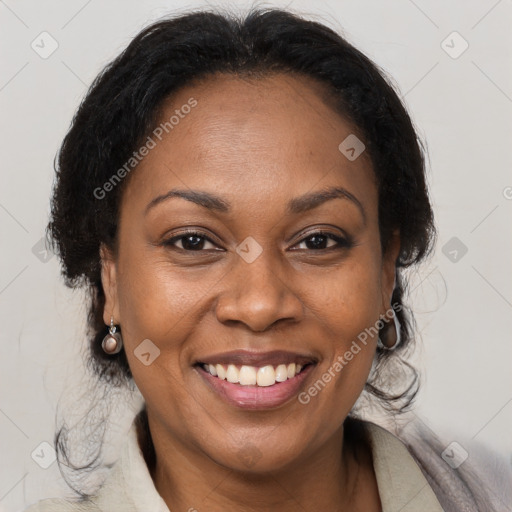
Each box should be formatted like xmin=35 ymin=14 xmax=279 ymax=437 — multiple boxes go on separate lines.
xmin=364 ymin=421 xmax=444 ymax=511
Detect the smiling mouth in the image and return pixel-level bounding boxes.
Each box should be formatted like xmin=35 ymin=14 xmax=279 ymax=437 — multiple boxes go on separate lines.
xmin=197 ymin=362 xmax=314 ymax=387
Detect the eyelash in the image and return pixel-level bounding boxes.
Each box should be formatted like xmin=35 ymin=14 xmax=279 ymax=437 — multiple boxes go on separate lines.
xmin=163 ymin=229 xmax=352 ymax=252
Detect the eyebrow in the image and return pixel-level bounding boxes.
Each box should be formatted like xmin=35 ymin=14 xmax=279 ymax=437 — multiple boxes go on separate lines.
xmin=145 ymin=186 xmax=366 ymax=223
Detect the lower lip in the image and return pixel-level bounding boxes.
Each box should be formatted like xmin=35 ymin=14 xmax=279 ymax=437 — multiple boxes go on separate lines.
xmin=196 ymin=364 xmax=315 ymax=410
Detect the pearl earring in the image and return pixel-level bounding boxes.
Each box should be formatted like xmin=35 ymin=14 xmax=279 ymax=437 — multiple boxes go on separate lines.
xmin=101 ymin=316 xmax=123 ymax=354
xmin=377 ymin=309 xmax=402 ymax=351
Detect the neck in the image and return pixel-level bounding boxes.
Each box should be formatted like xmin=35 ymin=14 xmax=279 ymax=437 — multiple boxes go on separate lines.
xmin=136 ymin=409 xmax=381 ymax=511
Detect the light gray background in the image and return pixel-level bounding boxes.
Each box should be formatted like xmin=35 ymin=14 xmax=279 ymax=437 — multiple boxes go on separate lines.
xmin=1 ymin=0 xmax=511 ymax=510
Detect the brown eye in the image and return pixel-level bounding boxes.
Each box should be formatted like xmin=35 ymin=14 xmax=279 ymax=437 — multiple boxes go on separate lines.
xmin=164 ymin=231 xmax=220 ymax=251
xmin=293 ymin=231 xmax=352 ymax=251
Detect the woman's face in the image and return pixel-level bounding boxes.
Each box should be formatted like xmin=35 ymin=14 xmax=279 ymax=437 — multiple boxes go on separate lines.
xmin=102 ymin=73 xmax=399 ymax=472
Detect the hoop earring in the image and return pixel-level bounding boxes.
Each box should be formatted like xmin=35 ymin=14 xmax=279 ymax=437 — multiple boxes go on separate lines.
xmin=101 ymin=316 xmax=123 ymax=354
xmin=377 ymin=309 xmax=402 ymax=351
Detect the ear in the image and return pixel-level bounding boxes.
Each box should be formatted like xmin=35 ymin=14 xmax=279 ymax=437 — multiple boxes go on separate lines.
xmin=100 ymin=243 xmax=120 ymax=326
xmin=380 ymin=230 xmax=400 ymax=314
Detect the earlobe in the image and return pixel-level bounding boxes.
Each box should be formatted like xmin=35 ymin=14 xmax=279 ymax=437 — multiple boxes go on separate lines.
xmin=100 ymin=243 xmax=120 ymax=326
xmin=378 ymin=232 xmax=401 ymax=349
xmin=381 ymin=231 xmax=400 ymax=311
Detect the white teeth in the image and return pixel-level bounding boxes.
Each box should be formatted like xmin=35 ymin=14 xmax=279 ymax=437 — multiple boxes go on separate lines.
xmin=226 ymin=364 xmax=239 ymax=384
xmin=204 ymin=361 xmax=307 ymax=386
xmin=239 ymin=365 xmax=257 ymax=385
xmin=216 ymin=364 xmax=226 ymax=380
xmin=275 ymin=364 xmax=288 ymax=382
xmin=257 ymin=365 xmax=276 ymax=386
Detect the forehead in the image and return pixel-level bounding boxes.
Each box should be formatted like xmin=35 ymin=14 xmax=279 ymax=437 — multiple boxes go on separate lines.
xmin=121 ymin=72 xmax=377 ymax=218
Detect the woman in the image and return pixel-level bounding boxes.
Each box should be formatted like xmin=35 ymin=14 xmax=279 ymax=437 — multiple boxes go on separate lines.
xmin=24 ymin=8 xmax=508 ymax=512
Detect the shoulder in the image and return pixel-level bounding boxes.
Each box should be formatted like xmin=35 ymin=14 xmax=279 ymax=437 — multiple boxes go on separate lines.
xmin=23 ymin=498 xmax=102 ymax=511
xmin=347 ymin=416 xmax=511 ymax=512
xmin=353 ymin=419 xmax=445 ymax=511
xmin=391 ymin=416 xmax=512 ymax=512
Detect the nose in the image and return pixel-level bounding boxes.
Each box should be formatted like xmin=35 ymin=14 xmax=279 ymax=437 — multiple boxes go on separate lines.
xmin=214 ymin=250 xmax=304 ymax=332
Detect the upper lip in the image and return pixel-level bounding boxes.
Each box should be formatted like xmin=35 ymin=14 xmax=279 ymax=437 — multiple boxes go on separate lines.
xmin=196 ymin=350 xmax=317 ymax=367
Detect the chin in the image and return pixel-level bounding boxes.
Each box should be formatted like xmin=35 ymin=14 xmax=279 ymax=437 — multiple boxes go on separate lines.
xmin=203 ymin=430 xmax=309 ymax=475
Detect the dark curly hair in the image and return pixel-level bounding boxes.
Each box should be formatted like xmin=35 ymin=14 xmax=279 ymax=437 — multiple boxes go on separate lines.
xmin=48 ymin=6 xmax=435 ymax=495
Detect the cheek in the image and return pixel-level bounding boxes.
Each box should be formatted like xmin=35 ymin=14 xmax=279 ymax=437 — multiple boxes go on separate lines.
xmin=300 ymin=251 xmax=382 ymax=402
xmin=114 ymin=252 xmax=209 ymax=384
xmin=308 ymin=251 xmax=383 ymax=343
xmin=115 ymin=262 xmax=204 ymax=428
xmin=116 ymin=244 xmax=215 ymax=336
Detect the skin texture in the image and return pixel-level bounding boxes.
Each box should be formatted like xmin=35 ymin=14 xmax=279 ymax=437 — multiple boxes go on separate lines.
xmin=101 ymin=73 xmax=399 ymax=511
